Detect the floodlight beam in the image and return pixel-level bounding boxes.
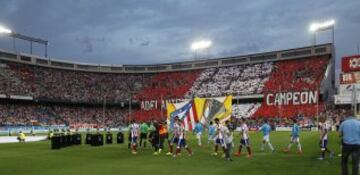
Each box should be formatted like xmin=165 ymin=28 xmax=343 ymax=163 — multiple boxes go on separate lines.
xmin=0 ymin=25 xmax=12 ymax=34
xmin=191 ymin=40 xmax=212 ymax=51
xmin=309 ymin=19 xmax=335 ymax=32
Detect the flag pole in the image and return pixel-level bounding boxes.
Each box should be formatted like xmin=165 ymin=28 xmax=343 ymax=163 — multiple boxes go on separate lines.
xmin=278 ymin=86 xmax=282 ymax=118
xmin=354 ymin=84 xmax=357 ymax=117
xmin=316 ymin=82 xmax=319 ymax=126
xmin=161 ymin=95 xmax=163 ymax=120
xmin=103 ymin=97 xmax=106 ymax=128
xmin=128 ymin=92 xmax=132 ymax=125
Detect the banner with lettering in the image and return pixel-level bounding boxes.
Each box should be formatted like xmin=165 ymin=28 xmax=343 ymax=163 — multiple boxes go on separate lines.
xmin=342 ymin=55 xmax=360 ymax=73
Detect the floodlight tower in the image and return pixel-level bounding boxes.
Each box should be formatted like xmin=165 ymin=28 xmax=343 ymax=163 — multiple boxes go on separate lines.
xmin=309 ymin=19 xmax=336 ymax=108
xmin=0 ymin=24 xmax=49 ymax=57
xmin=310 ymin=19 xmax=335 ymax=45
xmin=309 ymin=20 xmax=336 ymax=84
xmin=191 ymin=40 xmax=212 ymax=60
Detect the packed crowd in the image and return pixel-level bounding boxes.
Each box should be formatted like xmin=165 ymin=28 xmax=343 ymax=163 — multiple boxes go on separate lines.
xmin=186 ymin=62 xmax=273 ymax=97
xmin=254 ymin=56 xmax=329 ymax=118
xmin=262 ymin=56 xmax=329 ymax=93
xmin=231 ymin=103 xmax=330 ymax=128
xmin=0 ymin=56 xmax=329 ymax=102
xmin=0 ymin=63 xmax=34 ymax=96
xmin=0 ymin=55 xmax=331 ymax=125
xmin=0 ymin=103 xmax=128 ymax=127
xmin=0 ymin=61 xmax=150 ymax=103
xmin=136 ymin=70 xmax=201 ymax=100
xmin=253 ymin=103 xmax=325 ymax=118
xmin=228 ymin=63 xmax=272 ymax=95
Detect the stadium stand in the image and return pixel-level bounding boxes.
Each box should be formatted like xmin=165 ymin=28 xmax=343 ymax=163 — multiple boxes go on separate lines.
xmin=186 ymin=62 xmax=272 ymax=97
xmin=0 ymin=44 xmax=333 ymax=126
xmin=0 ymin=60 xmax=150 ymax=103
xmin=0 ymin=103 xmax=127 ymax=128
xmin=253 ymin=56 xmax=329 ymax=118
xmin=262 ymin=56 xmax=329 ymax=93
xmin=228 ymin=63 xmax=272 ymax=95
xmin=0 ymin=62 xmax=35 ymax=96
xmin=136 ymin=70 xmax=202 ymax=100
xmin=130 ymin=109 xmax=165 ymax=122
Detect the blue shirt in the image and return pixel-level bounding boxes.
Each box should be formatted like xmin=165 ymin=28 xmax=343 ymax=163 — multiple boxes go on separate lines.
xmin=208 ymin=125 xmax=216 ymax=136
xmin=260 ymin=123 xmax=271 ymax=136
xmin=291 ymin=124 xmax=300 ymax=137
xmin=339 ymin=118 xmax=360 ymax=145
xmin=194 ymin=123 xmax=203 ymax=133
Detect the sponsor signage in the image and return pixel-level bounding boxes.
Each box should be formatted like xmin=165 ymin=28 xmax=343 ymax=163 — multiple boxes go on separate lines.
xmin=339 ymin=84 xmax=355 ymax=95
xmin=342 ymin=55 xmax=360 ymax=73
xmin=334 ymin=95 xmax=354 ymax=105
xmin=141 ymin=98 xmax=185 ymax=111
xmin=334 ymin=82 xmax=360 ymax=104
xmin=340 ymin=72 xmax=360 ymax=84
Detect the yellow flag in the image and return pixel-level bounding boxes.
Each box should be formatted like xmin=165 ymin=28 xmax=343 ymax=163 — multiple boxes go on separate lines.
xmin=194 ymin=96 xmax=206 ymax=122
xmin=166 ymin=102 xmax=176 ymax=119
xmin=213 ymin=95 xmax=233 ymax=122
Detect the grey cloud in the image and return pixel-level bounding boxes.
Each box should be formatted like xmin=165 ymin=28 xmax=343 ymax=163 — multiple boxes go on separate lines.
xmin=219 ymin=43 xmax=261 ymax=57
xmin=128 ymin=37 xmax=150 ymax=47
xmin=75 ymin=36 xmax=106 ymax=53
xmin=0 ymin=0 xmax=359 ymax=68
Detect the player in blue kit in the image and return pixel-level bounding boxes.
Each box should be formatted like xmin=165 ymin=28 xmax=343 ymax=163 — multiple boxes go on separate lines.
xmin=284 ymin=119 xmax=302 ymax=154
xmin=193 ymin=122 xmax=203 ymax=146
xmin=207 ymin=121 xmax=216 ymax=145
xmin=259 ymin=119 xmax=275 ymax=152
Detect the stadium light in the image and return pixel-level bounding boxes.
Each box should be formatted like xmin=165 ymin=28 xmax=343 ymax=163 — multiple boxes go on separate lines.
xmin=191 ymin=40 xmax=212 ymax=51
xmin=0 ymin=24 xmax=49 ymax=57
xmin=0 ymin=25 xmax=12 ymax=34
xmin=309 ymin=19 xmax=336 ymax=98
xmin=309 ymin=19 xmax=335 ymax=45
xmin=309 ymin=19 xmax=335 ymax=32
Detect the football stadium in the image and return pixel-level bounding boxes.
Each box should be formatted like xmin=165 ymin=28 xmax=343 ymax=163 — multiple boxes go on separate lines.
xmin=0 ymin=1 xmax=360 ymax=175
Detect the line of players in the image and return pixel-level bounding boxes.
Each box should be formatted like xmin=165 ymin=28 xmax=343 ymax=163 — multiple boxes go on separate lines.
xmin=128 ymin=117 xmax=334 ymax=161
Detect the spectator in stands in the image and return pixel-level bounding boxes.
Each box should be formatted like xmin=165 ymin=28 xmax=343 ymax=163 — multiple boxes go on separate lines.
xmin=0 ymin=103 xmax=127 ymax=128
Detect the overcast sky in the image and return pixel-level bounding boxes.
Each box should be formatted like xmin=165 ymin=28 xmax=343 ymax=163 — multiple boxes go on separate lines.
xmin=0 ymin=0 xmax=359 ymax=70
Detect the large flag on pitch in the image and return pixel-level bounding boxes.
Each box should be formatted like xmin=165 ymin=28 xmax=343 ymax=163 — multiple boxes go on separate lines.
xmin=166 ymin=96 xmax=232 ymax=131
xmin=199 ymin=96 xmax=233 ymax=125
xmin=167 ymin=100 xmax=199 ymax=131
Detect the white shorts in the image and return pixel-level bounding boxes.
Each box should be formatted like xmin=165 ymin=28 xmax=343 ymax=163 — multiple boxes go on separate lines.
xmin=196 ymin=132 xmax=202 ymax=139
xmin=208 ymin=134 xmax=215 ymax=141
xmin=290 ymin=136 xmax=300 ymax=143
xmin=263 ymin=135 xmax=270 ymax=142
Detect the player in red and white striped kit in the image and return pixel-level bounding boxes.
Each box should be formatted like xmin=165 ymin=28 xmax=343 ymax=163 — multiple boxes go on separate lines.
xmin=170 ymin=116 xmax=193 ymax=158
xmin=129 ymin=120 xmax=140 ymax=154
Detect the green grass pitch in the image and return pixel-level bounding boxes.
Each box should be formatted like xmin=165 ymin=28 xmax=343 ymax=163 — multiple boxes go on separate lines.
xmin=0 ymin=131 xmax=341 ymax=175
